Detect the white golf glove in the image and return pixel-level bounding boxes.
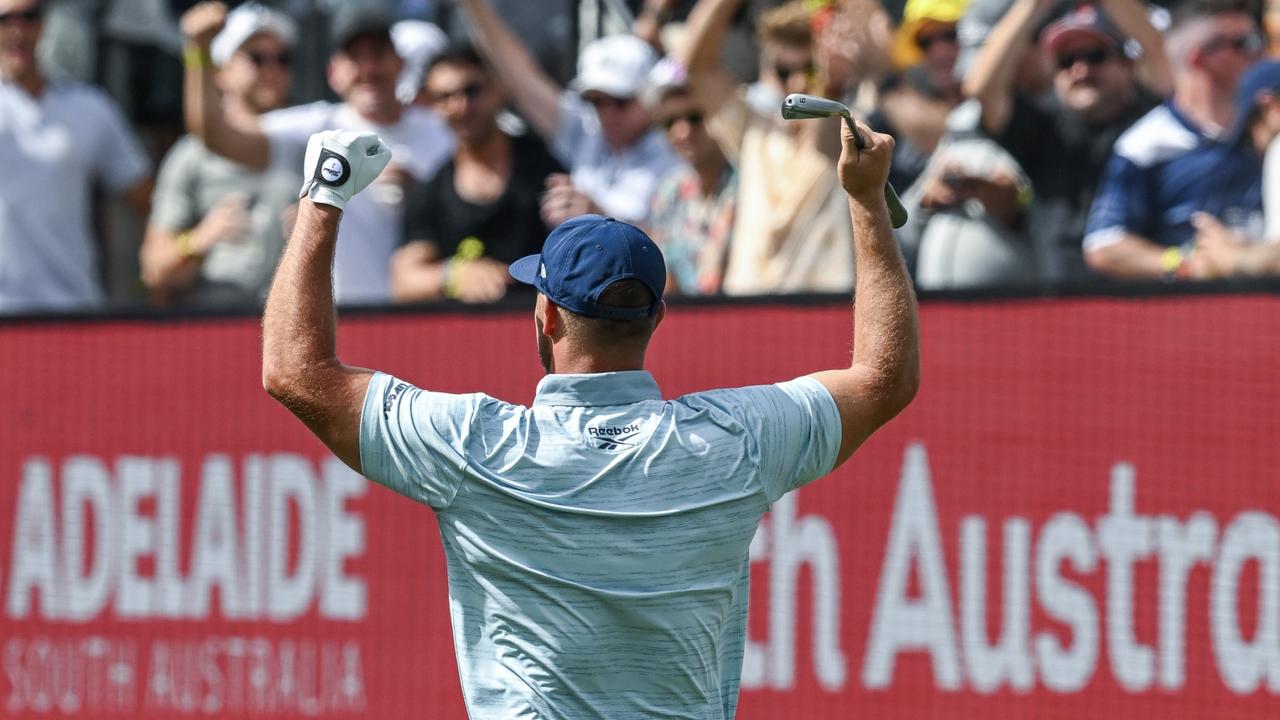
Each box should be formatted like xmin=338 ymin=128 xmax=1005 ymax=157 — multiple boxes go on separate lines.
xmin=299 ymin=130 xmax=392 ymax=210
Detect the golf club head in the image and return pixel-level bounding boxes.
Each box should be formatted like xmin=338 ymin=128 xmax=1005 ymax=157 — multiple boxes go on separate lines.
xmin=781 ymin=93 xmax=851 ymax=120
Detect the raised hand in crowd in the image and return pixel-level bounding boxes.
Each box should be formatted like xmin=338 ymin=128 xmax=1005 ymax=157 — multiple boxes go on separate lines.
xmin=541 ymin=173 xmax=603 ymax=229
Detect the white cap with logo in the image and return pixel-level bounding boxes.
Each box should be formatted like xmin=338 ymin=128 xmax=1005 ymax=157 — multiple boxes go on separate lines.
xmin=210 ymin=2 xmax=298 ymax=67
xmin=571 ymin=34 xmax=658 ymax=99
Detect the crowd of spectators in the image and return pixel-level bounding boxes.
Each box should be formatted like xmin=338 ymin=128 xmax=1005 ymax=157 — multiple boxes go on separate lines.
xmin=5 ymin=0 xmax=1280 ymax=316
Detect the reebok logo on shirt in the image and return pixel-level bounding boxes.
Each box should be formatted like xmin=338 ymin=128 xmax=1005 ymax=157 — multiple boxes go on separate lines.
xmin=587 ymin=423 xmax=641 ymax=451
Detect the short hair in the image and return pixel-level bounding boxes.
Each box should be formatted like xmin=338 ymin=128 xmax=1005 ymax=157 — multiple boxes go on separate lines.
xmin=1170 ymin=0 xmax=1255 ymax=29
xmin=426 ymin=43 xmax=488 ymax=77
xmin=757 ymin=1 xmax=812 ymax=49
xmin=560 ymin=279 xmax=659 ymax=348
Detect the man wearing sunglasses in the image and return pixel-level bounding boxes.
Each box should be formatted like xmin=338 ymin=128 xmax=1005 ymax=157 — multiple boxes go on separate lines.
xmin=0 ymin=0 xmax=153 ymax=314
xmin=141 ymin=2 xmax=299 ymax=307
xmin=644 ymin=57 xmax=737 ymax=296
xmin=392 ymin=46 xmax=564 ymax=304
xmin=180 ymin=2 xmax=453 ymax=305
xmin=1086 ymin=0 xmax=1261 ymax=280
xmin=957 ymin=0 xmax=1168 ymax=285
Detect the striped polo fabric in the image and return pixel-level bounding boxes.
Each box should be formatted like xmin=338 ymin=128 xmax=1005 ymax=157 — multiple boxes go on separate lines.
xmin=359 ymin=370 xmax=841 ymax=719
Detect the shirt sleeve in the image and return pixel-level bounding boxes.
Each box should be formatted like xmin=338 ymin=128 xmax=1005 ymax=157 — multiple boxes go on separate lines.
xmin=550 ymin=92 xmax=593 ymax=169
xmin=88 ymin=89 xmax=150 ymax=193
xmin=695 ymin=377 xmax=842 ymax=503
xmin=359 ymin=372 xmax=488 ymax=510
xmin=148 ymin=138 xmax=199 ymax=232
xmin=1084 ymin=152 xmax=1152 ymax=251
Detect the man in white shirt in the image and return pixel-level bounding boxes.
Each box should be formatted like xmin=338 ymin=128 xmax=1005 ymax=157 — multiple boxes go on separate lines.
xmin=0 ymin=0 xmax=152 ymax=314
xmin=458 ymin=0 xmax=679 ymax=227
xmin=179 ymin=2 xmax=453 ymax=304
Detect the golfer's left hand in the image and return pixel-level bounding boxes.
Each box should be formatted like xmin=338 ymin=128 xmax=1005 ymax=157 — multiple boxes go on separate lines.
xmin=299 ymin=130 xmax=392 ymax=210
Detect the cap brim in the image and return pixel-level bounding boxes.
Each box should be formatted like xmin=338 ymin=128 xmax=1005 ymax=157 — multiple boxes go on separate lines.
xmin=508 ymin=254 xmax=542 ymax=285
xmin=1042 ymin=27 xmax=1114 ymax=53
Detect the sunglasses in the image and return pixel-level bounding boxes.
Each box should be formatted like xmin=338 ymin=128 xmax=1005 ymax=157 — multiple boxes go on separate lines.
xmin=1200 ymin=33 xmax=1263 ymax=55
xmin=1055 ymin=46 xmax=1114 ymax=71
xmin=773 ymin=62 xmax=815 ymax=85
xmin=660 ymin=111 xmax=704 ymax=130
xmin=0 ymin=7 xmax=42 ymax=24
xmin=584 ymin=94 xmax=634 ymax=110
xmin=245 ymin=50 xmax=293 ymax=69
xmin=916 ymin=28 xmax=958 ymax=51
xmin=430 ymin=82 xmax=486 ymax=104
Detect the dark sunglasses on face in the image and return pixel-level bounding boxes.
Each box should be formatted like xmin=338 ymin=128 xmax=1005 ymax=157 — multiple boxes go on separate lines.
xmin=774 ymin=62 xmax=815 ymax=85
xmin=916 ymin=28 xmax=958 ymax=51
xmin=660 ymin=112 xmax=704 ymax=130
xmin=0 ymin=7 xmax=42 ymax=24
xmin=584 ymin=94 xmax=633 ymax=110
xmin=430 ymin=82 xmax=486 ymax=104
xmin=246 ymin=50 xmax=293 ymax=68
xmin=1055 ymin=46 xmax=1114 ymax=71
xmin=1200 ymin=32 xmax=1263 ymax=55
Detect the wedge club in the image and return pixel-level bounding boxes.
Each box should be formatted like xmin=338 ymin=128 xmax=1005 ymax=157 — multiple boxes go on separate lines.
xmin=781 ymin=93 xmax=908 ymax=229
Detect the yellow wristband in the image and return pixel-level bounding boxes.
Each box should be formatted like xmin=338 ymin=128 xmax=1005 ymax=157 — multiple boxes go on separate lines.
xmin=175 ymin=230 xmax=197 ymax=259
xmin=182 ymin=45 xmax=213 ymax=70
xmin=1159 ymin=247 xmax=1184 ymax=274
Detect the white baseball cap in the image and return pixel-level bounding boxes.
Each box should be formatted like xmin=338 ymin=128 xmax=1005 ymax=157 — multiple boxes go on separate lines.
xmin=571 ymin=34 xmax=658 ymax=99
xmin=210 ymin=2 xmax=298 ymax=67
xmin=392 ymin=20 xmax=449 ymax=105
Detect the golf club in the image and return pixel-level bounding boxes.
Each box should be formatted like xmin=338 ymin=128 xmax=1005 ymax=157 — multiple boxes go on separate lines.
xmin=781 ymin=94 xmax=908 ymax=229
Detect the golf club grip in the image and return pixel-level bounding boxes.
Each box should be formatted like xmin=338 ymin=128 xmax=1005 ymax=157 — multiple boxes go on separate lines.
xmin=843 ymin=117 xmax=908 ymax=229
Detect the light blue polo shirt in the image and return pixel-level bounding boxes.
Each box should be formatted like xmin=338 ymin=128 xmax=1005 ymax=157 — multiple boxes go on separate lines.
xmin=360 ymin=370 xmax=840 ymax=719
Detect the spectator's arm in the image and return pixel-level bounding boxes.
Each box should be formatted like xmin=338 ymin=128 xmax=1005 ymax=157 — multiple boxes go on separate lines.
xmin=457 ymin=0 xmax=563 ymax=140
xmin=962 ymin=0 xmax=1048 ymax=136
xmin=180 ymin=2 xmax=271 ymax=171
xmin=675 ymin=0 xmax=742 ymax=112
xmin=1083 ymin=231 xmax=1178 ymax=278
xmin=1099 ymin=0 xmax=1172 ymax=96
xmin=141 ymin=193 xmax=251 ymax=295
xmin=390 ymin=241 xmax=447 ymax=301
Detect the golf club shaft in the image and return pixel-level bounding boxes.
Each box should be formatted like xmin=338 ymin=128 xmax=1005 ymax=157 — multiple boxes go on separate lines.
xmin=841 ymin=116 xmax=907 ymax=230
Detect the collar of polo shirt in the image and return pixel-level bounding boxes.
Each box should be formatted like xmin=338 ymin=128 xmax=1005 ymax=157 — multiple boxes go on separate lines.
xmin=533 ymin=371 xmax=662 ymax=407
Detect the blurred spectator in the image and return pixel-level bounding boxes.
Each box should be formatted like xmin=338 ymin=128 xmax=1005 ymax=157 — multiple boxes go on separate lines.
xmin=0 ymin=0 xmax=153 ymax=314
xmin=679 ymin=0 xmax=855 ymax=295
xmin=1186 ymin=60 xmax=1280 ymax=277
xmin=644 ymin=57 xmax=738 ymax=296
xmin=458 ymin=0 xmax=679 ymax=226
xmin=937 ymin=0 xmax=1168 ymax=287
xmin=393 ymin=45 xmax=563 ymax=303
xmin=1085 ymin=0 xmax=1260 ymax=280
xmin=875 ymin=0 xmax=968 ymax=190
xmin=180 ymin=1 xmax=453 ymax=304
xmin=140 ymin=2 xmax=299 ymax=308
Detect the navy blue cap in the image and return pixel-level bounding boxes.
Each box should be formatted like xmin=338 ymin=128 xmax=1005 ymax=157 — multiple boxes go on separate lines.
xmin=509 ymin=215 xmax=666 ymax=321
xmin=1234 ymin=59 xmax=1280 ymax=133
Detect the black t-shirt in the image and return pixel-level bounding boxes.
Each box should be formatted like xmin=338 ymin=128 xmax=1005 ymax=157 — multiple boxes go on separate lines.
xmin=402 ymin=132 xmax=564 ymax=263
xmin=996 ymin=90 xmax=1157 ymax=282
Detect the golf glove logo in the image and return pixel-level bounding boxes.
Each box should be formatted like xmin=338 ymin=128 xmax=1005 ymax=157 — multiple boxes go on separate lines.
xmin=299 ymin=130 xmax=392 ymax=210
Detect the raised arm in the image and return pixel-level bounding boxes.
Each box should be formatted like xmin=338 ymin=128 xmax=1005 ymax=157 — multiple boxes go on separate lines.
xmin=180 ymin=2 xmax=271 ymax=171
xmin=674 ymin=0 xmax=742 ymax=111
xmin=456 ymin=0 xmax=563 ymax=140
xmin=1099 ymin=0 xmax=1172 ymax=96
xmin=262 ymin=131 xmax=391 ymax=472
xmin=810 ymin=123 xmax=920 ymax=468
xmin=962 ymin=0 xmax=1049 ymax=136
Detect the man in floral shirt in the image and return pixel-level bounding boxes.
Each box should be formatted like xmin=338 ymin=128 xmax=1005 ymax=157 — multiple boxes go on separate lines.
xmin=645 ymin=59 xmax=738 ymax=295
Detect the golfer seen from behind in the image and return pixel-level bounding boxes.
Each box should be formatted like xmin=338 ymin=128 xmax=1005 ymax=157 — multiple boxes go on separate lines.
xmin=262 ymin=120 xmax=919 ymax=718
